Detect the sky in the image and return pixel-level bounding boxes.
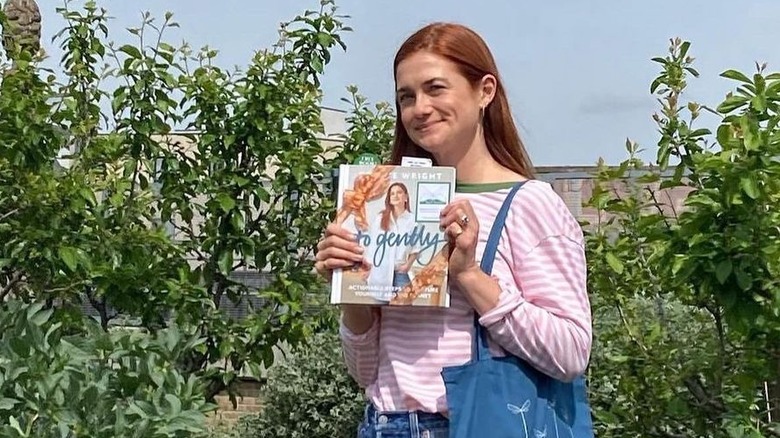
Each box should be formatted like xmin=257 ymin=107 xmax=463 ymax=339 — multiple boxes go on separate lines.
xmin=37 ymin=0 xmax=780 ymax=166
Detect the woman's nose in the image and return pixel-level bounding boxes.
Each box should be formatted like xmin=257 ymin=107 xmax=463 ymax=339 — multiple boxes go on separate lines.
xmin=412 ymin=95 xmax=433 ymax=117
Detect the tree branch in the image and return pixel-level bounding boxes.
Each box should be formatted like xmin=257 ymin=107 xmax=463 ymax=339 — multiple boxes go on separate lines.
xmin=645 ymin=186 xmax=672 ymax=229
xmin=0 ymin=271 xmax=24 ymax=301
xmin=682 ymin=375 xmax=726 ymax=419
xmin=0 ymin=208 xmax=19 ymax=222
xmin=615 ymin=302 xmax=648 ymax=353
xmin=85 ymin=287 xmax=112 ymax=331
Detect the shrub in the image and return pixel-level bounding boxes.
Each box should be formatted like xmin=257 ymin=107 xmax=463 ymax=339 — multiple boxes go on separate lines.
xmin=0 ymin=300 xmax=214 ymax=437
xmin=234 ymin=330 xmax=365 ymax=438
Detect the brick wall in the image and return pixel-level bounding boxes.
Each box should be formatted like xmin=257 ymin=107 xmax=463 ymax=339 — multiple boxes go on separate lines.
xmin=209 ymin=380 xmax=265 ymax=428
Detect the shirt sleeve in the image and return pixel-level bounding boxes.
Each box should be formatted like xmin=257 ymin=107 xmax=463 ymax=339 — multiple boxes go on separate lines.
xmin=339 ymin=313 xmax=381 ymax=388
xmin=478 ymin=185 xmax=592 ymax=382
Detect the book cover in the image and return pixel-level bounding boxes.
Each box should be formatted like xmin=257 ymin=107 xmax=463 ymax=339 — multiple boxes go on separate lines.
xmin=330 ymin=164 xmax=456 ymax=307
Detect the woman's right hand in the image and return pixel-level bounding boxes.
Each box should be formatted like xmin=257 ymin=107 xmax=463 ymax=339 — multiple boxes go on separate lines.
xmin=314 ymin=222 xmax=366 ymax=282
xmin=316 ymin=223 xmax=377 ymax=335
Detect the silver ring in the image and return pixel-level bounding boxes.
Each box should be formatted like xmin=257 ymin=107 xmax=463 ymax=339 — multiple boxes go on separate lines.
xmin=459 ymin=214 xmax=470 ymax=226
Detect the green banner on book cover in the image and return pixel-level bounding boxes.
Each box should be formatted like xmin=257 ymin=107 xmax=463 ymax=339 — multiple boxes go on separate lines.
xmin=353 ymin=153 xmax=381 ymax=165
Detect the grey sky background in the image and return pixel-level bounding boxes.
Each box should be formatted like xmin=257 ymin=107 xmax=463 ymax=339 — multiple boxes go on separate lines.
xmin=38 ymin=1 xmax=780 ymax=166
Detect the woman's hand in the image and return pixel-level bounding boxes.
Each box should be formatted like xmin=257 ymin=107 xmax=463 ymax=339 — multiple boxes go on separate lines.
xmin=439 ymin=200 xmax=482 ymax=283
xmin=314 ymin=222 xmax=365 ymax=282
xmin=315 ymin=222 xmax=377 ymax=335
xmin=395 ymin=261 xmax=411 ymax=274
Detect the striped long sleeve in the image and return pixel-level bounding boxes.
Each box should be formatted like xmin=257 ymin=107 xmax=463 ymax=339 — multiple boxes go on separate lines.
xmin=479 ymin=182 xmax=592 ymax=381
xmin=339 ymin=314 xmax=381 ymax=388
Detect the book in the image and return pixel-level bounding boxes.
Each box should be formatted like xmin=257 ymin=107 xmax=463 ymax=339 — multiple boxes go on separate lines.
xmin=330 ymin=164 xmax=456 ymax=307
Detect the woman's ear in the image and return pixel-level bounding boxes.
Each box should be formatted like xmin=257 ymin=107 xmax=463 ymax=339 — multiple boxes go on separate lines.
xmin=479 ymin=74 xmax=497 ymax=107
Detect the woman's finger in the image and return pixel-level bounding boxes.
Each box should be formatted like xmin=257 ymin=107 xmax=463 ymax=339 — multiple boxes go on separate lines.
xmin=326 ymin=222 xmax=357 ymax=241
xmin=316 ymin=246 xmax=365 ymax=264
xmin=441 ymin=208 xmax=478 ymax=232
xmin=317 ymin=234 xmax=363 ymax=254
xmin=315 ymin=258 xmax=361 ymax=277
xmin=439 ymin=198 xmax=469 ymax=216
xmin=324 ymin=258 xmax=363 ymax=270
xmin=444 ymin=222 xmax=465 ymax=242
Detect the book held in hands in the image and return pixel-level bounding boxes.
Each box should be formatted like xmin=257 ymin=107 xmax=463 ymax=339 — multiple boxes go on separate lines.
xmin=330 ymin=164 xmax=456 ymax=307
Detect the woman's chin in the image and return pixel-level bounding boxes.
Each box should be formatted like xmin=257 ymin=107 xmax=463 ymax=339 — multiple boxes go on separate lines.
xmin=413 ymin=139 xmax=445 ymax=157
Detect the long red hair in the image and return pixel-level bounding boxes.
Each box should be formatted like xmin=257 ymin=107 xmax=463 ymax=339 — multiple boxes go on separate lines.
xmin=389 ymin=22 xmax=535 ymax=179
xmin=380 ymin=183 xmax=410 ymax=231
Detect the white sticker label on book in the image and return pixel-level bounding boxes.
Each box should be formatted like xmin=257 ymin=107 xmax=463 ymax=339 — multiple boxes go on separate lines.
xmin=401 ymin=156 xmax=433 ymax=167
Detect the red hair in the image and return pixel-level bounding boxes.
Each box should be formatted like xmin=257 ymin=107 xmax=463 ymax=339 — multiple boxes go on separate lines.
xmin=389 ymin=22 xmax=535 ymax=178
xmin=380 ymin=183 xmax=410 ymax=231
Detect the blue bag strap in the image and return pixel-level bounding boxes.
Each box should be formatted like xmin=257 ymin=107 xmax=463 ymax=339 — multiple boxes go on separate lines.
xmin=473 ymin=180 xmax=527 ymax=361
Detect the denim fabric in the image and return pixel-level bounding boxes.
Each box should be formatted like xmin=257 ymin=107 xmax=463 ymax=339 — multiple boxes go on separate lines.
xmin=357 ymin=404 xmax=449 ymax=438
xmin=392 ymin=271 xmax=411 ymax=289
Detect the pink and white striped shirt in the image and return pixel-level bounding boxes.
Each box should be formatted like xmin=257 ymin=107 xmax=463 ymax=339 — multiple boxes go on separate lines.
xmin=339 ymin=180 xmax=592 ymax=414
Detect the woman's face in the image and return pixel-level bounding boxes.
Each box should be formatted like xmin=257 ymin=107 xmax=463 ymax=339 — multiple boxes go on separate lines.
xmin=389 ymin=185 xmax=407 ymax=207
xmin=395 ymin=51 xmax=484 ymax=160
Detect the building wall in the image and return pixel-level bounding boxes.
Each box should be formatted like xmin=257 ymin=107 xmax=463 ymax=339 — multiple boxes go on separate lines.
xmin=538 ymin=166 xmax=692 ymax=226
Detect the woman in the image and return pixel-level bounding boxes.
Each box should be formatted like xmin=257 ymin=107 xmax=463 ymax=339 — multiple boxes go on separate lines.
xmin=362 ymin=182 xmax=420 ymax=293
xmin=315 ymin=22 xmax=592 ymax=437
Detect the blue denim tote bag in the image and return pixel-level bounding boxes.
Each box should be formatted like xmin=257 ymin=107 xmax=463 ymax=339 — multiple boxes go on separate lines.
xmin=441 ymin=181 xmax=595 ymax=438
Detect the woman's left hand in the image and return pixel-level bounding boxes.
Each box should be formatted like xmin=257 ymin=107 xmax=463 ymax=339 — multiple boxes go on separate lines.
xmin=440 ymin=200 xmax=481 ymax=282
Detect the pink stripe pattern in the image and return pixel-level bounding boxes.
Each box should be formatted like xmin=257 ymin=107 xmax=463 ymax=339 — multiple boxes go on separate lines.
xmin=339 ymin=180 xmax=592 ymax=414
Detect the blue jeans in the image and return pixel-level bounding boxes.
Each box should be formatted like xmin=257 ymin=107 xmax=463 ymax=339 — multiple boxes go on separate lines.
xmin=392 ymin=271 xmax=411 ymax=289
xmin=357 ymin=404 xmax=449 ymax=438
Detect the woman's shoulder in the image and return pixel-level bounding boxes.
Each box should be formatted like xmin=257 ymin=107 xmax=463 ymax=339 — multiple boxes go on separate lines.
xmin=508 ymin=179 xmax=583 ymax=243
xmin=513 ymin=179 xmax=566 ymax=211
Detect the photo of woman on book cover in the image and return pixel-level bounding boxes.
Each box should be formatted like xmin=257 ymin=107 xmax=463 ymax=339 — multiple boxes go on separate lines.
xmin=362 ymin=182 xmax=420 ymax=298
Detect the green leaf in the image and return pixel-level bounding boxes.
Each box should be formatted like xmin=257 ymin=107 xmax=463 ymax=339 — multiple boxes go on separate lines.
xmin=217 ymin=194 xmax=235 ymax=212
xmin=716 ymin=124 xmax=734 ymax=148
xmin=605 ymin=253 xmax=624 ymax=274
xmin=715 ymin=259 xmax=732 ymax=284
xmin=679 ymin=41 xmax=691 ymax=59
xmin=0 ymin=398 xmax=19 ymax=411
xmin=119 ymin=44 xmax=143 ymax=59
xmin=717 ymin=95 xmax=748 ymax=114
xmin=80 ymin=188 xmax=97 ymax=206
xmin=165 ymin=394 xmax=182 ymax=415
xmin=8 ymin=416 xmax=24 ymax=434
xmin=735 ymin=267 xmax=752 ymax=290
xmin=720 ymin=69 xmax=752 ymax=84
xmin=58 ymin=247 xmax=79 ymax=272
xmin=740 ymin=175 xmax=759 ymax=199
xmin=751 ymin=94 xmax=767 ymax=112
xmin=28 ymin=307 xmax=53 ymax=327
xmin=740 ymin=115 xmax=761 ymax=151
xmin=218 ymin=251 xmax=233 ymax=275
xmin=650 ymin=77 xmax=663 ymax=94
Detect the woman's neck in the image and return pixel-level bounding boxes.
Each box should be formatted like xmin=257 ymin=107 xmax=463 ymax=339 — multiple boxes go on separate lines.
xmin=435 ymin=135 xmax=523 ymax=184
xmin=392 ymin=205 xmax=404 ymax=217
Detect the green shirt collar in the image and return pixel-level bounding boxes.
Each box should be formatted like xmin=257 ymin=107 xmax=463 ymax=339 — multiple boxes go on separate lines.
xmin=455 ymin=181 xmax=525 ymax=193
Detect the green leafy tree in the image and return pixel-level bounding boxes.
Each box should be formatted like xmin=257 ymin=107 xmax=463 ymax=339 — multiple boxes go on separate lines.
xmin=0 ymin=0 xmax=380 ymax=432
xmin=586 ymin=38 xmax=780 ymax=437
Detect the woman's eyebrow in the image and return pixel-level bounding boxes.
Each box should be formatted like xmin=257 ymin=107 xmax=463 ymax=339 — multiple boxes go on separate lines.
xmin=396 ymin=77 xmax=448 ymax=94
